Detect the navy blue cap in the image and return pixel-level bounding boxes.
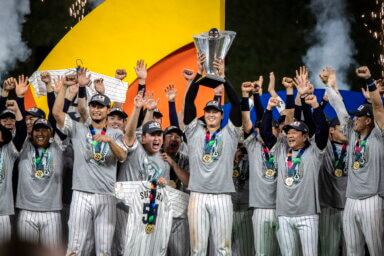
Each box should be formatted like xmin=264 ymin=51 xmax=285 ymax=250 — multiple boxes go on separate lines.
xmin=0 ymin=109 xmax=15 ymax=119
xmin=203 ymin=100 xmax=223 ymax=112
xmin=26 ymin=107 xmax=46 ymax=119
xmin=349 ymin=104 xmax=373 ymax=118
xmin=89 ymin=94 xmax=111 ymax=107
xmin=164 ymin=126 xmax=183 ymax=136
xmin=142 ymin=121 xmax=162 ymax=134
xmin=283 ymin=121 xmax=309 ymax=134
xmin=32 ymin=119 xmax=53 ymax=131
xmin=108 ymin=108 xmax=128 ymax=118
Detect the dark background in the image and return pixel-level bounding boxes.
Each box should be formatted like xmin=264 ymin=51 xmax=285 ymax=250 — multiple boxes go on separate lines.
xmin=8 ymin=0 xmax=382 ymax=92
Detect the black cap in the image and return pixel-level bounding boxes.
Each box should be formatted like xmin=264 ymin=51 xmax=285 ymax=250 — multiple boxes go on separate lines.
xmin=329 ymin=117 xmax=340 ymax=127
xmin=26 ymin=107 xmax=46 ymax=119
xmin=32 ymin=119 xmax=53 ymax=131
xmin=89 ymin=94 xmax=111 ymax=107
xmin=108 ymin=108 xmax=128 ymax=118
xmin=142 ymin=121 xmax=162 ymax=134
xmin=203 ymin=100 xmax=223 ymax=113
xmin=0 ymin=124 xmax=12 ymax=144
xmin=153 ymin=109 xmax=163 ymax=118
xmin=0 ymin=109 xmax=16 ymax=119
xmin=349 ymin=104 xmax=373 ymax=118
xmin=272 ymin=120 xmax=280 ymax=128
xmin=283 ymin=121 xmax=309 ymax=134
xmin=163 ymin=126 xmax=183 ymax=136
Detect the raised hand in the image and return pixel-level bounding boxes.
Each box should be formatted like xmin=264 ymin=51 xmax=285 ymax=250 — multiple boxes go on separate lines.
xmin=64 ymin=74 xmax=78 ymax=87
xmin=53 ymin=76 xmax=64 ymax=94
xmin=134 ymin=89 xmax=146 ymax=108
xmin=327 ymin=67 xmax=337 ymax=89
xmin=213 ymin=58 xmax=225 ymax=78
xmin=282 ymin=77 xmax=293 ymax=89
xmin=253 ymin=75 xmax=263 ymax=95
xmin=296 ymin=66 xmax=309 ymax=81
xmin=40 ymin=72 xmax=52 ymax=85
xmin=268 ymin=72 xmax=278 ymax=97
xmin=145 ymin=92 xmax=160 ymax=110
xmin=115 ymin=69 xmax=127 ymax=80
xmin=77 ymin=67 xmax=91 ymax=87
xmin=213 ymin=84 xmax=224 ymax=96
xmin=355 ymin=66 xmax=371 ymax=79
xmin=15 ymin=75 xmax=29 ymax=97
xmin=304 ymin=94 xmax=319 ymax=108
xmin=182 ymin=69 xmax=194 ymax=81
xmin=6 ymin=100 xmax=18 ymax=112
xmin=267 ymin=97 xmax=281 ymax=110
xmin=2 ymin=78 xmax=16 ymax=92
xmin=293 ymin=75 xmax=311 ymax=96
xmin=197 ymin=52 xmax=206 ymax=74
xmin=361 ymin=87 xmax=371 ymax=103
xmin=94 ymin=78 xmax=105 ymax=94
xmin=134 ymin=59 xmax=147 ymax=84
xmin=241 ymin=81 xmax=253 ymax=97
xmin=68 ymin=83 xmax=79 ymax=100
xmin=319 ymin=67 xmax=330 ymax=84
xmin=164 ymin=84 xmax=177 ymax=102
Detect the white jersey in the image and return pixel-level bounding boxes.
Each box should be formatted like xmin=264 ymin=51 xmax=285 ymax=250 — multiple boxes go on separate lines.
xmin=115 ymin=181 xmax=189 ymax=256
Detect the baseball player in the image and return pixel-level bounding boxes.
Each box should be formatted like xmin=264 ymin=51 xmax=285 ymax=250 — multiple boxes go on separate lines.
xmin=114 ymin=90 xmax=170 ymax=256
xmin=0 ymin=102 xmax=26 ymax=244
xmin=260 ymin=78 xmax=329 ymax=255
xmin=115 ymin=180 xmax=189 ymax=256
xmin=25 ymin=107 xmax=46 ymax=135
xmin=16 ymin=119 xmax=66 ymax=249
xmin=53 ymin=74 xmax=127 ymax=256
xmin=107 ymin=107 xmax=128 ymax=131
xmin=341 ymin=67 xmax=384 ymax=256
xmin=183 ymin=57 xmax=241 ymax=255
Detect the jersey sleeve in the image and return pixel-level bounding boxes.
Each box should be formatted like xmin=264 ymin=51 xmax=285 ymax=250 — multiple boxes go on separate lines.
xmin=115 ymin=181 xmax=141 ymax=207
xmin=58 ymin=114 xmax=76 ymax=137
xmin=226 ymin=120 xmax=242 ymax=141
xmin=166 ymin=186 xmax=190 ymax=218
xmin=373 ymin=121 xmax=384 ymax=139
xmin=112 ymin=129 xmax=128 ymax=152
xmin=183 ymin=118 xmax=200 ymax=140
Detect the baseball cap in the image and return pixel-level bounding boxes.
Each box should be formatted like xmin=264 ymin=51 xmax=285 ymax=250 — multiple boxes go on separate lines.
xmin=0 ymin=109 xmax=16 ymax=119
xmin=32 ymin=119 xmax=53 ymax=131
xmin=329 ymin=117 xmax=340 ymax=127
xmin=283 ymin=121 xmax=309 ymax=134
xmin=203 ymin=100 xmax=223 ymax=113
xmin=153 ymin=109 xmax=163 ymax=118
xmin=142 ymin=120 xmax=162 ymax=134
xmin=89 ymin=94 xmax=111 ymax=107
xmin=108 ymin=108 xmax=128 ymax=118
xmin=348 ymin=104 xmax=373 ymax=118
xmin=0 ymin=124 xmax=12 ymax=144
xmin=163 ymin=126 xmax=183 ymax=136
xmin=26 ymin=107 xmax=46 ymax=119
xmin=272 ymin=120 xmax=280 ymax=128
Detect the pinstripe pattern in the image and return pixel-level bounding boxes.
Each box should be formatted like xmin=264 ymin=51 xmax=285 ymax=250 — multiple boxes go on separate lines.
xmin=252 ymin=208 xmax=278 ymax=256
xmin=319 ymin=207 xmax=345 ymax=256
xmin=0 ymin=215 xmax=11 ymax=244
xmin=167 ymin=217 xmax=190 ymax=256
xmin=188 ymin=192 xmax=233 ymax=256
xmin=66 ymin=190 xmax=116 ymax=256
xmin=17 ymin=210 xmax=62 ymax=249
xmin=232 ymin=209 xmax=254 ymax=256
xmin=343 ymin=195 xmax=384 ymax=256
xmin=113 ymin=206 xmax=129 ymax=256
xmin=276 ymin=215 xmax=319 ymax=256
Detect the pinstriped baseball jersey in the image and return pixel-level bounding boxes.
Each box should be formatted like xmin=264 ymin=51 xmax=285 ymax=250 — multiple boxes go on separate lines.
xmin=115 ymin=181 xmax=189 ymax=256
xmin=0 ymin=142 xmax=20 ymax=216
xmin=342 ymin=120 xmax=384 ymax=199
xmin=16 ymin=137 xmax=66 ymax=211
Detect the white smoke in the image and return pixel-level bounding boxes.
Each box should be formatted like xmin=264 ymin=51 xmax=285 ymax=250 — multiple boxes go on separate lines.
xmin=303 ymin=0 xmax=356 ymax=89
xmin=88 ymin=0 xmax=105 ymax=9
xmin=0 ymin=0 xmax=31 ymax=79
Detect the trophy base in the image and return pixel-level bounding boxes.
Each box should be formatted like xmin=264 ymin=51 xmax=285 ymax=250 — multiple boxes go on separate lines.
xmin=196 ymin=74 xmax=225 ymax=88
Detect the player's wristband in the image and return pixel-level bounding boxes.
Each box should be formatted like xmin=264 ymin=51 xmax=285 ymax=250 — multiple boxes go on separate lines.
xmin=366 ymin=78 xmax=377 ymax=91
xmin=78 ymin=87 xmax=86 ymax=98
xmin=241 ymin=97 xmax=250 ymax=111
xmin=286 ymin=94 xmax=295 ymax=109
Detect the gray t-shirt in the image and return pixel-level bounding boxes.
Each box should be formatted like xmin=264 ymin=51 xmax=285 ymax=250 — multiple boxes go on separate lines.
xmin=231 ymin=153 xmax=250 ymax=211
xmin=184 ymin=119 xmax=241 ymax=193
xmin=60 ymin=115 xmax=127 ymax=195
xmin=244 ymin=133 xmax=278 ymax=209
xmin=0 ymin=142 xmax=20 ymax=216
xmin=319 ymin=141 xmax=348 ymax=209
xmin=118 ymin=140 xmax=170 ymax=182
xmin=343 ymin=120 xmax=384 ymax=199
xmin=275 ymin=139 xmax=324 ymax=216
xmin=16 ymin=137 xmax=65 ymax=211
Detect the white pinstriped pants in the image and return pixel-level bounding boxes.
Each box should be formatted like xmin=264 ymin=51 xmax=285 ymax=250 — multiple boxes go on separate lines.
xmin=276 ymin=215 xmax=319 ymax=256
xmin=0 ymin=215 xmax=11 ymax=244
xmin=168 ymin=217 xmax=190 ymax=256
xmin=232 ymin=208 xmax=254 ymax=256
xmin=66 ymin=191 xmax=116 ymax=256
xmin=17 ymin=210 xmax=63 ymax=249
xmin=188 ymin=192 xmax=233 ymax=256
xmin=343 ymin=195 xmax=384 ymax=256
xmin=319 ymin=207 xmax=345 ymax=256
xmin=252 ymin=208 xmax=279 ymax=256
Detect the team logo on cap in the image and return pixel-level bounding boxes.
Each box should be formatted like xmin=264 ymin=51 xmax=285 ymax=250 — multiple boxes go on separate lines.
xmin=358 ymin=105 xmax=364 ymax=111
xmin=148 ymin=122 xmax=161 ymax=129
xmin=292 ymin=121 xmax=301 ymax=126
xmin=29 ymin=107 xmax=38 ymax=112
xmin=96 ymin=95 xmax=105 ymax=101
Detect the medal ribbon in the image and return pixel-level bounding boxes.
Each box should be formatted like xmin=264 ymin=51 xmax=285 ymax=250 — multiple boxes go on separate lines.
xmin=286 ymin=148 xmax=305 ymax=177
xmin=148 ymin=180 xmax=158 ymax=226
xmin=204 ymin=128 xmax=220 ymax=154
xmin=332 ymin=142 xmax=347 ymax=170
xmin=89 ymin=125 xmax=107 ymax=154
xmin=353 ymin=133 xmax=370 ymax=162
xmin=262 ymin=144 xmax=275 ymax=169
xmin=34 ymin=147 xmax=47 ymax=170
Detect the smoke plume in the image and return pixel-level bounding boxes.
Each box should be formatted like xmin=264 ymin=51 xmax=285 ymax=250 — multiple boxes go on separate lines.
xmin=303 ymin=0 xmax=356 ymax=89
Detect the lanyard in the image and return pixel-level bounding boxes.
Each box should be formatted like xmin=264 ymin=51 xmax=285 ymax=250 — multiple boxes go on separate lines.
xmin=262 ymin=144 xmax=275 ymax=169
xmin=286 ymin=148 xmax=305 ymax=177
xmin=204 ymin=128 xmax=220 ymax=154
xmin=354 ymin=132 xmax=370 ymax=161
xmin=34 ymin=147 xmax=47 ymax=170
xmin=332 ymin=142 xmax=347 ymax=170
xmin=89 ymin=125 xmax=107 ymax=153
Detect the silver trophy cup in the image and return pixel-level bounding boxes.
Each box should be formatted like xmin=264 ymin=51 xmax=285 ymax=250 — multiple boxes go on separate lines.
xmin=193 ymin=29 xmax=236 ymax=88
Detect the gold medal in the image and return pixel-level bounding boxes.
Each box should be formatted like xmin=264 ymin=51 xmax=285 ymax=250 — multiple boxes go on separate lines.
xmin=265 ymin=169 xmax=275 ymax=178
xmin=353 ymin=161 xmax=360 ymax=170
xmin=145 ymin=224 xmax=154 ymax=234
xmin=233 ymin=169 xmax=240 ymax=178
xmin=202 ymin=154 xmax=212 ymax=163
xmin=285 ymin=177 xmax=294 ymax=186
xmin=169 ymin=180 xmax=177 ymax=189
xmin=35 ymin=170 xmax=44 ymax=178
xmin=334 ymin=168 xmax=343 ymax=177
xmin=93 ymin=152 xmax=103 ymax=161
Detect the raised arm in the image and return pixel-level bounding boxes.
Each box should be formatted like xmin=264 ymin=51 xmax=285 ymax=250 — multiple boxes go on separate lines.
xmin=14 ymin=75 xmax=29 ymax=117
xmin=52 ymin=75 xmax=77 ymax=128
xmin=124 ymin=90 xmax=146 ymax=147
xmin=165 ymin=84 xmax=179 ymax=127
xmin=6 ymin=100 xmax=26 ymax=151
xmin=260 ymin=97 xmax=280 ymax=149
xmin=142 ymin=92 xmax=159 ymax=125
xmin=77 ymin=67 xmax=91 ymax=123
xmin=252 ymin=76 xmax=264 ymax=121
xmin=178 ymin=69 xmax=195 ymax=129
xmin=241 ymin=82 xmax=254 ymax=134
xmin=356 ymin=66 xmax=384 ymax=128
xmin=282 ymin=77 xmax=295 ymax=125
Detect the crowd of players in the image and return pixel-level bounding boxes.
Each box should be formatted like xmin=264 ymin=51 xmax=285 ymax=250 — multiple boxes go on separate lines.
xmin=0 ymin=54 xmax=383 ymax=256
